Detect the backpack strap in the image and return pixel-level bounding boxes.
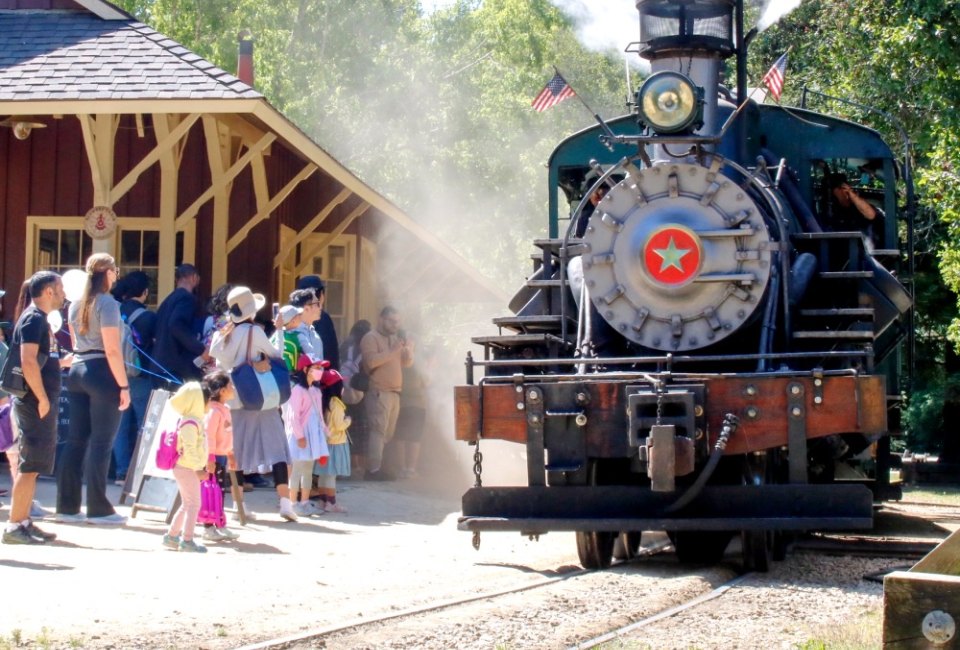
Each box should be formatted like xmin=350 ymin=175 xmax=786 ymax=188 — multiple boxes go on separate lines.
xmin=127 ymin=307 xmax=146 ymax=327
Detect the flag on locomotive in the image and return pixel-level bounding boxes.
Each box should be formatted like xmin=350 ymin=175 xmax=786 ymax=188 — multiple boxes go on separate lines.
xmin=762 ymin=52 xmax=788 ymax=101
xmin=532 ymin=72 xmax=575 ymax=112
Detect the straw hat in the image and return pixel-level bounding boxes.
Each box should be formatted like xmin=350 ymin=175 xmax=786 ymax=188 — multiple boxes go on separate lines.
xmin=227 ymin=286 xmax=266 ymax=323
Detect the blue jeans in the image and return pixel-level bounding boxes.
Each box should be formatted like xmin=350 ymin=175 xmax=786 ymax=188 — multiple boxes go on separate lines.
xmin=111 ymin=374 xmax=154 ymax=479
xmin=57 ymin=358 xmax=122 ymax=517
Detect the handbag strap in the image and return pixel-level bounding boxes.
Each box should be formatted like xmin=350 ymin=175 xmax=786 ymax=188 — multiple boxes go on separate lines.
xmin=245 ymin=326 xmax=254 ymax=365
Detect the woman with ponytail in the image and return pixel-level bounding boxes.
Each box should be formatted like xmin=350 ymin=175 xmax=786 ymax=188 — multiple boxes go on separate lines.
xmin=56 ymin=253 xmax=130 ymax=526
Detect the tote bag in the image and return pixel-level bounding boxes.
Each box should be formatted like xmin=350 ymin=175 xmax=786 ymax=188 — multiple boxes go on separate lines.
xmin=197 ymin=473 xmax=226 ymax=528
xmin=231 ymin=328 xmax=291 ymax=411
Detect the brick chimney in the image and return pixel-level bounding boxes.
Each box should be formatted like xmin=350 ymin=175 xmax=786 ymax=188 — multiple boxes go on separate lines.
xmin=237 ymin=31 xmax=254 ymax=87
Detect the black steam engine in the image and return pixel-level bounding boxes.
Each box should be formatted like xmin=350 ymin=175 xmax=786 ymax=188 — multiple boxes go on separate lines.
xmin=454 ymin=0 xmax=913 ymax=570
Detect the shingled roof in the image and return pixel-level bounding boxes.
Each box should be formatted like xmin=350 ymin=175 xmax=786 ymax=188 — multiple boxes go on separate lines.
xmin=0 ymin=11 xmax=261 ymax=101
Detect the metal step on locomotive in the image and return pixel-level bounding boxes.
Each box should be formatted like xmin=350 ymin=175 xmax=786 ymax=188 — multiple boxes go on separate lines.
xmin=453 ymin=0 xmax=914 ymax=571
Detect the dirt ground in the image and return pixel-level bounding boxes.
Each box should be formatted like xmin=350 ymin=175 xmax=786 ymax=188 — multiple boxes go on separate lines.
xmin=0 ymin=446 xmax=588 ymax=650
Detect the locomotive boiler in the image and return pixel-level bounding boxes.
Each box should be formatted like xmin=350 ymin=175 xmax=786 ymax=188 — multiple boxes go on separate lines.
xmin=454 ymin=0 xmax=913 ymax=570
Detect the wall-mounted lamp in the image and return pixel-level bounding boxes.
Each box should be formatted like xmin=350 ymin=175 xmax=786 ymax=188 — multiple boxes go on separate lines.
xmin=0 ymin=117 xmax=47 ymax=140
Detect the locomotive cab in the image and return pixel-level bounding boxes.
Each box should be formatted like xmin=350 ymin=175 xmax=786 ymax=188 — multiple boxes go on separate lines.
xmin=454 ymin=0 xmax=913 ymax=571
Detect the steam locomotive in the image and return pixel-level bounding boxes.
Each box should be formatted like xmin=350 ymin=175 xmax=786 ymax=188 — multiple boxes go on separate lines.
xmin=454 ymin=0 xmax=913 ymax=571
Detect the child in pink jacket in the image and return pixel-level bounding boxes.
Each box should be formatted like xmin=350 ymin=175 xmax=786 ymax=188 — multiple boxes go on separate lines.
xmin=281 ymin=355 xmax=330 ymax=517
xmin=201 ymin=370 xmax=239 ymax=542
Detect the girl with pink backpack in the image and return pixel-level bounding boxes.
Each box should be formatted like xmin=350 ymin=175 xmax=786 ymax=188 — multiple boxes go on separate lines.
xmin=161 ymin=382 xmax=210 ymax=553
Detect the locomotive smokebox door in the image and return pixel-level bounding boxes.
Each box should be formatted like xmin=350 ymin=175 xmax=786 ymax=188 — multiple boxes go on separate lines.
xmin=648 ymin=424 xmax=677 ymax=492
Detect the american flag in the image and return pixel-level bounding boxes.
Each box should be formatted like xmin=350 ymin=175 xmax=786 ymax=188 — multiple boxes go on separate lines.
xmin=761 ymin=53 xmax=788 ymax=102
xmin=532 ymin=72 xmax=575 ymax=112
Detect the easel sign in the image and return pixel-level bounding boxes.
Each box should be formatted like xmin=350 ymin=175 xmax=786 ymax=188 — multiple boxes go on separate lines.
xmin=124 ymin=389 xmax=180 ymax=522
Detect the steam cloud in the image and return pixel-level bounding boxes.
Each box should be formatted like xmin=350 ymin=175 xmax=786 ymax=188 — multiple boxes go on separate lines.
xmin=756 ymin=0 xmax=803 ymax=32
xmin=548 ymin=0 xmax=642 ymax=63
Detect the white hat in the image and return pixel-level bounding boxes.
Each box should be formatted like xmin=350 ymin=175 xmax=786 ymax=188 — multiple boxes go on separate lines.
xmin=277 ymin=304 xmax=303 ymax=327
xmin=227 ymin=286 xmax=266 ymax=323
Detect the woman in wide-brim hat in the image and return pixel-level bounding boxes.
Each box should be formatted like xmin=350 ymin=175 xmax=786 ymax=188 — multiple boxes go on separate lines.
xmin=209 ymin=286 xmax=298 ymax=522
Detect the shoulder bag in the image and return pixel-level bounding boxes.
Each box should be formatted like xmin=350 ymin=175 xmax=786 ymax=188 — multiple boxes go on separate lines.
xmin=231 ymin=327 xmax=291 ymax=410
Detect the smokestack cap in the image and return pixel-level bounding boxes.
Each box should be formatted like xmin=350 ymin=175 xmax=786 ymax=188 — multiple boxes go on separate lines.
xmin=636 ymin=0 xmax=735 ymax=60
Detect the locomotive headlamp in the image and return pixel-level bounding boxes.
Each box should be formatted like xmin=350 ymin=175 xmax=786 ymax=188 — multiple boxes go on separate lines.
xmin=638 ymin=71 xmax=703 ymax=134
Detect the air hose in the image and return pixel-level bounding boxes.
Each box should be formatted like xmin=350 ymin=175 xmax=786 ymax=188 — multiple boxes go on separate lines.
xmin=664 ymin=413 xmax=739 ymax=513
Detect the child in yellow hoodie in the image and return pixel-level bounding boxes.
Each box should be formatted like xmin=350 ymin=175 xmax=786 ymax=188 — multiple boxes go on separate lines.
xmin=162 ymin=382 xmax=210 ymax=553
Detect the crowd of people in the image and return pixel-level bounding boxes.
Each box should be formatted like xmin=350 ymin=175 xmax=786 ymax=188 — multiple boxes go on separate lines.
xmin=0 ymin=255 xmax=433 ymax=549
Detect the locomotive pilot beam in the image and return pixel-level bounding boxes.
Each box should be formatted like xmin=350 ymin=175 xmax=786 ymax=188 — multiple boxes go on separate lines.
xmin=454 ymin=0 xmax=913 ymax=571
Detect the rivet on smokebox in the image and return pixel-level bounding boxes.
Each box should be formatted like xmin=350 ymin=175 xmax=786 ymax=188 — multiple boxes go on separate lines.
xmin=746 ymin=407 xmax=759 ymax=419
xmin=744 ymin=385 xmax=758 ymax=396
xmin=814 ymin=396 xmax=823 ymax=405
xmin=694 ymin=405 xmax=704 ymax=417
xmin=791 ymin=407 xmax=803 ymax=417
xmin=516 ymin=402 xmax=525 ymax=411
xmin=527 ymin=390 xmax=540 ymax=402
xmin=528 ymin=414 xmax=541 ymax=425
xmin=790 ymin=385 xmax=802 ymax=395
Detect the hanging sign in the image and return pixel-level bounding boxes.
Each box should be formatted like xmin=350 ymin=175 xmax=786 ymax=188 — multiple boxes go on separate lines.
xmin=84 ymin=205 xmax=118 ymax=240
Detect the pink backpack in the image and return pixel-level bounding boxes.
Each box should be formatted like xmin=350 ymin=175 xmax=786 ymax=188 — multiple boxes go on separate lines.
xmin=155 ymin=417 xmax=198 ymax=470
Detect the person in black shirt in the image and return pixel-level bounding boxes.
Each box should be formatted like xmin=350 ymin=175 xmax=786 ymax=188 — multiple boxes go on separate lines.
xmin=110 ymin=271 xmax=158 ymax=483
xmin=824 ymin=173 xmax=881 ymax=234
xmin=153 ymin=264 xmax=205 ymax=385
xmin=3 ymin=271 xmax=70 ymax=545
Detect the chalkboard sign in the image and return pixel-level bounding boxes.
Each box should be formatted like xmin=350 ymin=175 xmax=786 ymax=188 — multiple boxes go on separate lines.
xmin=124 ymin=389 xmax=180 ymax=521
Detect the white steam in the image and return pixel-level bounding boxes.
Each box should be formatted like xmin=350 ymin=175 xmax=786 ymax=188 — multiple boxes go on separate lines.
xmin=756 ymin=0 xmax=803 ymax=32
xmin=549 ymin=0 xmax=642 ymax=60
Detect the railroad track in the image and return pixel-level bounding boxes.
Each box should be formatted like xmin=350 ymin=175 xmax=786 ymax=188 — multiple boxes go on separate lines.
xmin=234 ymin=539 xmax=677 ymax=650
xmin=234 ymin=515 xmax=945 ymax=650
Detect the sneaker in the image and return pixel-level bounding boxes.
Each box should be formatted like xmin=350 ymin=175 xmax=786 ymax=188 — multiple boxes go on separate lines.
xmin=308 ymin=501 xmax=328 ymax=516
xmin=23 ymin=522 xmax=56 ymax=541
xmin=178 ymin=539 xmax=208 ymax=553
xmin=2 ymin=525 xmax=44 ymax=545
xmin=279 ymin=500 xmax=298 ymax=522
xmin=215 ymin=526 xmax=239 ymax=540
xmin=203 ymin=527 xmax=229 ymax=542
xmin=55 ymin=512 xmax=86 ymax=524
xmin=292 ymin=502 xmax=312 ymax=517
xmin=162 ymin=534 xmax=181 ymax=550
xmin=29 ymin=501 xmax=49 ymax=519
xmin=86 ymin=513 xmax=127 ymax=526
xmin=325 ymin=503 xmax=348 ymax=514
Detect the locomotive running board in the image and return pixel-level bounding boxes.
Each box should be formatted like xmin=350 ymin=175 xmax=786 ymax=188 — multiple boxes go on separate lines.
xmin=458 ymin=484 xmax=873 ymax=533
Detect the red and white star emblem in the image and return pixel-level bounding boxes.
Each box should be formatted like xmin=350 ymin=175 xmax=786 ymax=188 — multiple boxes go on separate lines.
xmin=643 ymin=225 xmax=702 ymax=286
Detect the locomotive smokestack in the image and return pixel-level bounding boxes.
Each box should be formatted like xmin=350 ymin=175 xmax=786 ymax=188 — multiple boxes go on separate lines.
xmin=635 ymin=0 xmax=735 ymax=140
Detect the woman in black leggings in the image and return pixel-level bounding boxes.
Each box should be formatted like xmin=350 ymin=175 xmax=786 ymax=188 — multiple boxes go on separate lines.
xmin=57 ymin=253 xmax=130 ymax=526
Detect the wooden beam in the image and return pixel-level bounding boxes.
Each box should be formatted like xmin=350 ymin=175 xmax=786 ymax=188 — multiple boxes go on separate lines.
xmin=111 ymin=113 xmax=201 ymax=203
xmin=882 ymin=571 xmax=960 ymax=648
xmin=911 ymin=528 xmax=960 ymax=576
xmin=174 ymin=132 xmax=277 ymax=229
xmin=272 ymin=187 xmax=353 ymax=267
xmin=226 ymin=162 xmax=318 ymax=252
xmin=250 ymin=151 xmax=271 ymax=215
xmin=203 ymin=114 xmax=235 ymax=289
xmin=78 ymin=114 xmax=110 ymax=206
xmin=153 ymin=114 xmax=182 ymax=300
xmin=0 ymin=98 xmax=263 ymax=116
xmin=292 ymin=203 xmax=369 ymax=276
xmin=214 ymin=113 xmax=269 ymax=147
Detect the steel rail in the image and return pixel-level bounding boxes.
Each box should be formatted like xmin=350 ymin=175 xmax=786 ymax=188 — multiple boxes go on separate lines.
xmin=568 ymin=572 xmax=753 ymax=650
xmin=232 ymin=540 xmax=673 ymax=650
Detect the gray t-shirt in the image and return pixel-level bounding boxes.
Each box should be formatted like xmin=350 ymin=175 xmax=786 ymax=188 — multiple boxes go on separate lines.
xmin=69 ymin=293 xmax=121 ymax=353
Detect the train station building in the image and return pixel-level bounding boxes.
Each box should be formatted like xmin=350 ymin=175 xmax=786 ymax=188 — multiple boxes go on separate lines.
xmin=0 ymin=0 xmax=502 ymax=335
